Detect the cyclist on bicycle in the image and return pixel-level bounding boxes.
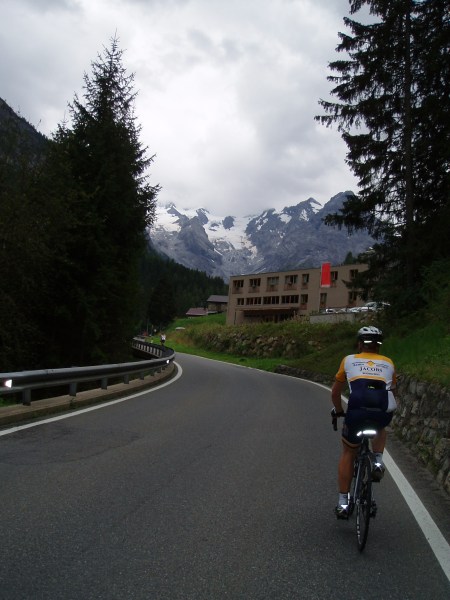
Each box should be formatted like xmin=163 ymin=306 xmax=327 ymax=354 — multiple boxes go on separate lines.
xmin=331 ymin=326 xmax=397 ymax=519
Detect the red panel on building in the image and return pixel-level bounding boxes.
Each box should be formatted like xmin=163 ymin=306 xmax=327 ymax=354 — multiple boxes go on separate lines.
xmin=320 ymin=262 xmax=331 ymax=287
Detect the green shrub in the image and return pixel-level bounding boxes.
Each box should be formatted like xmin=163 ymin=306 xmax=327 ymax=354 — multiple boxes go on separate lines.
xmin=167 ymin=313 xmax=449 ymax=387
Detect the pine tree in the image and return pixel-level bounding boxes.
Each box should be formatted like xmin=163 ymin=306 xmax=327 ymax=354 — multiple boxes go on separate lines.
xmin=412 ymin=0 xmax=450 ymax=262
xmin=316 ymin=0 xmax=449 ymax=312
xmin=52 ymin=36 xmax=160 ymax=364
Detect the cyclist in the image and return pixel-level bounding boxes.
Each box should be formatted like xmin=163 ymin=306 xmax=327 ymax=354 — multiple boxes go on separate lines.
xmin=331 ymin=326 xmax=397 ymax=519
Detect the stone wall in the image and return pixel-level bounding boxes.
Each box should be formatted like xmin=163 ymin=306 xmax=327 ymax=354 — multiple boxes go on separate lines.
xmin=392 ymin=375 xmax=450 ymax=496
xmin=195 ymin=331 xmax=311 ymax=359
xmin=187 ymin=326 xmax=450 ymax=496
xmin=275 ymin=365 xmax=450 ymax=497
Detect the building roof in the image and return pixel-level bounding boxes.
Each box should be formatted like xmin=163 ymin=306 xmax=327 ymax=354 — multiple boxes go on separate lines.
xmin=186 ymin=307 xmax=209 ymax=317
xmin=207 ymin=295 xmax=228 ymax=303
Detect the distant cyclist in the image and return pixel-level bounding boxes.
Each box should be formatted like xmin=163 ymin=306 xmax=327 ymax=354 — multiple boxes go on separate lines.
xmin=331 ymin=326 xmax=398 ymax=519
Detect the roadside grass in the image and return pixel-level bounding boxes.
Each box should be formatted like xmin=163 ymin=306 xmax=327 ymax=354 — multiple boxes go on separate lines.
xmin=166 ymin=315 xmax=355 ymax=378
xmin=383 ymin=323 xmax=450 ymax=386
xmin=167 ymin=315 xmax=294 ymax=372
xmin=166 ymin=315 xmax=450 ymax=387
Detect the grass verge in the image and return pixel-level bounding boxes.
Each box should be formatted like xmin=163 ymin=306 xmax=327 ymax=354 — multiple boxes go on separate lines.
xmin=166 ymin=314 xmax=449 ymax=387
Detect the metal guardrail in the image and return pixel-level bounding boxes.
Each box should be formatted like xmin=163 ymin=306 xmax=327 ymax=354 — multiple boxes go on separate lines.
xmin=0 ymin=338 xmax=175 ymax=406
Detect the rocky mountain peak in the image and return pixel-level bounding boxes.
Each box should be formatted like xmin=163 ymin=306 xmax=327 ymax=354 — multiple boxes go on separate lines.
xmin=150 ymin=192 xmax=371 ymax=281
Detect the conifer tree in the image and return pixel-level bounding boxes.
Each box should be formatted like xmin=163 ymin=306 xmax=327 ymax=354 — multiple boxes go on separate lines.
xmin=316 ymin=0 xmax=449 ymax=311
xmin=52 ymin=36 xmax=159 ymax=364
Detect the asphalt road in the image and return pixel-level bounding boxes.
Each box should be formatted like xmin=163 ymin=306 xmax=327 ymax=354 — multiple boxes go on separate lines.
xmin=0 ymin=353 xmax=449 ymax=600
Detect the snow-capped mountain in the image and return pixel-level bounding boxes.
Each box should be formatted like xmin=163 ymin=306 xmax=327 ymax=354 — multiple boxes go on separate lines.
xmin=148 ymin=192 xmax=373 ymax=281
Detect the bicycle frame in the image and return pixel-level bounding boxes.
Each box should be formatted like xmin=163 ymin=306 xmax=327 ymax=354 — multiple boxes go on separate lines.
xmin=332 ymin=410 xmax=379 ymax=551
xmin=348 ymin=430 xmax=375 ymax=504
xmin=348 ymin=428 xmax=378 ymax=551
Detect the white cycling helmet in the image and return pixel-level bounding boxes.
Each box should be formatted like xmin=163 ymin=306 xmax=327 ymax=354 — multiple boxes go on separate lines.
xmin=357 ymin=326 xmax=383 ymax=345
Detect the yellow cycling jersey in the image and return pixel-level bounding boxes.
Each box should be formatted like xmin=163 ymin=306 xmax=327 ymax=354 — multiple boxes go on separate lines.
xmin=335 ymin=352 xmax=397 ymax=392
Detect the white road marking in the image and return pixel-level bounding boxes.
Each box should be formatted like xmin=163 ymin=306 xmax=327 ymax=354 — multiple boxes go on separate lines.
xmin=383 ymin=451 xmax=450 ymax=582
xmin=1 ymin=362 xmax=448 ymax=582
xmin=0 ymin=362 xmax=183 ymax=437
xmin=335 ymin=385 xmax=449 ymax=581
xmin=280 ymin=373 xmax=450 ymax=582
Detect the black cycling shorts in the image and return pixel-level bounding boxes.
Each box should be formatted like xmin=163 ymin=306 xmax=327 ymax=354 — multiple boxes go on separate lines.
xmin=342 ymin=408 xmax=393 ymax=446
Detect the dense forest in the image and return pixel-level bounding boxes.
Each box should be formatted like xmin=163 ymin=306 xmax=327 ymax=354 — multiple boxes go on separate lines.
xmin=0 ymin=39 xmax=226 ymax=371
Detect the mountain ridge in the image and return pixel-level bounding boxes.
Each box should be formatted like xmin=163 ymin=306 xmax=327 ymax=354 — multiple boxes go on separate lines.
xmin=149 ymin=193 xmax=372 ymax=281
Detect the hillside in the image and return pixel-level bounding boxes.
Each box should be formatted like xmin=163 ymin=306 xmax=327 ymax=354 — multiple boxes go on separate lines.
xmin=0 ymin=97 xmax=48 ymax=157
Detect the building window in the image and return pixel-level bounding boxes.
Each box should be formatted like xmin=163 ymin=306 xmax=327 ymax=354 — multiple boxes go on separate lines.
xmin=300 ymin=294 xmax=308 ymax=308
xmin=246 ymin=297 xmax=262 ymax=305
xmin=285 ymin=274 xmax=298 ymax=286
xmin=350 ymin=269 xmax=358 ymax=280
xmin=237 ymin=298 xmax=244 ymax=305
xmin=331 ymin=271 xmax=338 ymax=287
xmin=320 ymin=293 xmax=327 ymax=308
xmin=281 ymin=295 xmax=299 ymax=304
xmin=267 ymin=276 xmax=279 ymax=291
xmin=348 ymin=291 xmax=358 ymax=305
xmin=263 ymin=296 xmax=280 ymax=305
xmin=302 ymin=273 xmax=309 ymax=287
xmin=249 ymin=277 xmax=261 ymax=289
xmin=233 ymin=279 xmax=244 ymax=294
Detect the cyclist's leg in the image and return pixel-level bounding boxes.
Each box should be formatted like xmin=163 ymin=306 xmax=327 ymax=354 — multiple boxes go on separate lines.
xmin=371 ymin=409 xmax=393 ymax=453
xmin=370 ymin=413 xmax=393 ymax=480
xmin=372 ymin=427 xmax=387 ymax=454
xmin=338 ymin=440 xmax=358 ymax=493
xmin=339 ymin=408 xmax=372 ymax=488
xmin=335 ymin=414 xmax=361 ymax=517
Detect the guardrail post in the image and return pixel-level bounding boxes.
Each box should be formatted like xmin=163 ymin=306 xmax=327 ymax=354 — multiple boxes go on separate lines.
xmin=123 ymin=374 xmax=130 ymax=384
xmin=22 ymin=389 xmax=31 ymax=406
xmin=101 ymin=378 xmax=108 ymax=390
xmin=69 ymin=382 xmax=77 ymax=397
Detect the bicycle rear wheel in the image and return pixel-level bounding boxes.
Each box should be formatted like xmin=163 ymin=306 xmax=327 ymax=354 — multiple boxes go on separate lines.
xmin=348 ymin=476 xmax=356 ymax=517
xmin=356 ymin=455 xmax=372 ymax=551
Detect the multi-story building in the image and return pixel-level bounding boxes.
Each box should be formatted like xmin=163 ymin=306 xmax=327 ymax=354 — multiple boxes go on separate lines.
xmin=226 ymin=264 xmax=368 ymax=325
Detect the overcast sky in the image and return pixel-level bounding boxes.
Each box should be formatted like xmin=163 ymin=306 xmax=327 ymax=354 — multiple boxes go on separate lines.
xmin=1 ymin=0 xmax=359 ymax=217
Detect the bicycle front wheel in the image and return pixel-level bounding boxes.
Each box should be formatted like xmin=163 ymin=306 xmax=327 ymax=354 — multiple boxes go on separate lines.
xmin=356 ymin=455 xmax=372 ymax=552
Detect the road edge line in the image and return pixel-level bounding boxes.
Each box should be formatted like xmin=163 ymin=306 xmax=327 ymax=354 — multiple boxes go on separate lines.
xmin=383 ymin=450 xmax=450 ymax=582
xmin=0 ymin=362 xmax=183 ymax=437
xmin=282 ymin=375 xmax=450 ymax=582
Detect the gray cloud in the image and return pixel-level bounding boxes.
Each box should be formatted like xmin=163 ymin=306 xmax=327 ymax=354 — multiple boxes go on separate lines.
xmin=11 ymin=0 xmax=82 ymax=13
xmin=1 ymin=0 xmax=358 ymax=216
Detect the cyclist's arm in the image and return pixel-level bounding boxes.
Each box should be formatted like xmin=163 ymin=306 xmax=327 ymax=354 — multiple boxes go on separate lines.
xmin=331 ymin=379 xmax=346 ymax=414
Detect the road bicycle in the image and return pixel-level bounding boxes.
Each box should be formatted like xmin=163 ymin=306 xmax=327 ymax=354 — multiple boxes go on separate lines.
xmin=332 ymin=409 xmax=379 ymax=552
